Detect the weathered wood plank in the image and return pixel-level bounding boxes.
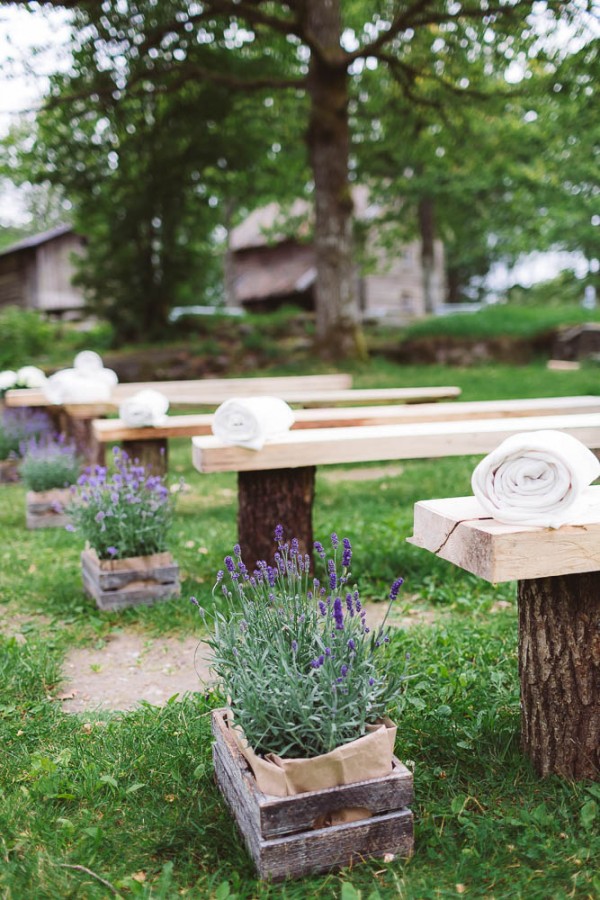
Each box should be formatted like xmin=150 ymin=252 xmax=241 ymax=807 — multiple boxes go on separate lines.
xmin=192 ymin=412 xmax=600 ymax=474
xmin=80 ymin=550 xmax=180 ymax=610
xmin=92 ymin=395 xmax=600 ymax=444
xmin=25 ymin=488 xmax=72 ymax=529
xmin=408 ymin=489 xmax=600 ymax=582
xmin=211 ymin=709 xmax=414 ymax=880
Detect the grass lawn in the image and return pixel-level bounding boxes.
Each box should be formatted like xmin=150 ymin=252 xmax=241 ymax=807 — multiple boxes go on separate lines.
xmin=1 ymin=360 xmax=599 ymax=899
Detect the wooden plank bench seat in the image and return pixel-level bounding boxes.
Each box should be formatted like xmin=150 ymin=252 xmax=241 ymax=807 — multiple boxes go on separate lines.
xmin=3 ymin=373 xmax=352 ymax=464
xmin=93 ymin=395 xmax=600 ymax=472
xmin=191 ymin=409 xmax=600 ymax=565
xmin=3 ymin=373 xmax=354 ymax=411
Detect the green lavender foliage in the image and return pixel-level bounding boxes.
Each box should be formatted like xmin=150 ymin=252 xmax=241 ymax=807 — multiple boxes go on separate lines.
xmin=19 ymin=435 xmax=81 ymax=492
xmin=67 ymin=446 xmax=175 ymax=560
xmin=202 ymin=529 xmax=408 ymax=758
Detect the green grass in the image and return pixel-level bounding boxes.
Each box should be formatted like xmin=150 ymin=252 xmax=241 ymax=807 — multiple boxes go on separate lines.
xmin=1 ymin=359 xmax=599 ymax=898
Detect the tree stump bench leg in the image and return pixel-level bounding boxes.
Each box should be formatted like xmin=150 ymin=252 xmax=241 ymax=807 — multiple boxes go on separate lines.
xmin=238 ymin=467 xmax=316 ymax=569
xmin=68 ymin=415 xmax=105 ymax=468
xmin=518 ymin=573 xmax=600 ymax=780
xmin=122 ymin=438 xmax=168 ymax=474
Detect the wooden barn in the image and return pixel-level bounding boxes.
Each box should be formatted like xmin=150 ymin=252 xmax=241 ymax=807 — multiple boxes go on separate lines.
xmin=0 ymin=225 xmax=86 ymax=316
xmin=230 ymin=189 xmax=446 ymax=322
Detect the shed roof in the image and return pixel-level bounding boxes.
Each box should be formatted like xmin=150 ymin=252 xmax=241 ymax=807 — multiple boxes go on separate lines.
xmin=0 ymin=224 xmax=76 ymax=258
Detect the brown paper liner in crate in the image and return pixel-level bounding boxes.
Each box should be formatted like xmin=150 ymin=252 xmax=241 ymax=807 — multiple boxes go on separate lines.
xmin=227 ymin=711 xmax=397 ymax=823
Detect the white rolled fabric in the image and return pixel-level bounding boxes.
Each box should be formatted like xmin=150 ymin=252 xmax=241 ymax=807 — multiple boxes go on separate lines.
xmin=0 ymin=370 xmax=17 ymax=391
xmin=212 ymin=396 xmax=295 ymax=451
xmin=16 ymin=365 xmax=47 ymax=388
xmin=73 ymin=351 xmax=118 ymax=388
xmin=43 ymin=370 xmax=113 ymax=404
xmin=119 ymin=390 xmax=170 ymax=427
xmin=471 ymin=429 xmax=600 ymax=527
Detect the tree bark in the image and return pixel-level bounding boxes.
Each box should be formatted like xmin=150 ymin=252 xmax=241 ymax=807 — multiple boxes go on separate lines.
xmin=122 ymin=438 xmax=168 ymax=475
xmin=518 ymin=573 xmax=600 ymax=780
xmin=237 ymin=467 xmax=315 ymax=570
xmin=303 ymin=0 xmax=364 ymax=360
xmin=418 ymin=196 xmax=437 ymax=314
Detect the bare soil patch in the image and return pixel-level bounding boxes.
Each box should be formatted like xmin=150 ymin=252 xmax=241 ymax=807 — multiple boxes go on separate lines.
xmin=58 ymin=633 xmax=212 ymax=713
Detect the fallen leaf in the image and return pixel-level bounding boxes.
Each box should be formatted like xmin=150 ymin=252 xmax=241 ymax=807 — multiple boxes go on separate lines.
xmin=28 ymin=564 xmax=37 ymax=574
xmin=81 ymin=723 xmax=93 ymax=734
xmin=164 ymin=794 xmax=176 ymax=803
xmin=132 ymin=872 xmax=146 ymax=883
xmin=456 ymin=886 xmax=467 ymax=895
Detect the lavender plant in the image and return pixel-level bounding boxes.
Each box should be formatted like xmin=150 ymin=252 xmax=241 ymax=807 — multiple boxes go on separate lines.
xmin=0 ymin=408 xmax=53 ymax=461
xmin=19 ymin=434 xmax=81 ymax=493
xmin=67 ymin=446 xmax=174 ymax=560
xmin=197 ymin=527 xmax=408 ymax=759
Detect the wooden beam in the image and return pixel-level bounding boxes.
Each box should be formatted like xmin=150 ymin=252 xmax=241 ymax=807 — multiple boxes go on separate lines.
xmin=408 ymin=489 xmax=600 ymax=582
xmin=93 ymin=396 xmax=600 ymax=444
xmin=192 ymin=412 xmax=600 ymax=474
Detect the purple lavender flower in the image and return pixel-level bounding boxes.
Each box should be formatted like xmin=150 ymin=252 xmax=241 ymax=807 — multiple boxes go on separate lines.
xmin=347 ymin=639 xmax=356 ymax=651
xmin=224 ymin=556 xmax=235 ymax=573
xmin=345 ymin=593 xmax=354 ymax=615
xmin=318 ymin=600 xmax=327 ymax=616
xmin=233 ymin=543 xmax=241 ymax=557
xmin=389 ymin=577 xmax=404 ymax=601
xmin=291 ymin=640 xmax=298 ymax=653
xmin=340 ymin=664 xmax=348 ymax=678
xmin=333 ymin=597 xmax=344 ymax=630
xmin=369 ymin=677 xmax=375 ymax=686
xmin=274 ymin=524 xmax=284 ymax=542
xmin=328 ymin=559 xmax=337 ymax=591
xmin=330 ymin=532 xmax=339 ymax=549
xmin=342 ymin=537 xmax=352 ymax=568
xmin=325 ymin=647 xmax=332 ymax=657
xmin=310 ymin=654 xmax=325 ymax=669
xmin=107 ymin=546 xmax=118 ymax=557
xmin=313 ymin=541 xmax=326 ymax=559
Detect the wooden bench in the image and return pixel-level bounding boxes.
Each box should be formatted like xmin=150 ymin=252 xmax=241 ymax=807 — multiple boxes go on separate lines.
xmin=191 ymin=409 xmax=600 ymax=566
xmin=4 ymin=373 xmax=353 ymax=463
xmin=410 ymin=492 xmax=600 ymax=781
xmin=94 ymin=394 xmax=600 ymax=473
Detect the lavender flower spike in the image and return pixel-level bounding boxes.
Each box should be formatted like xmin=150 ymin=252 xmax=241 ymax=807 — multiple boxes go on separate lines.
xmin=389 ymin=577 xmax=404 ymax=601
xmin=333 ymin=597 xmax=344 ymax=630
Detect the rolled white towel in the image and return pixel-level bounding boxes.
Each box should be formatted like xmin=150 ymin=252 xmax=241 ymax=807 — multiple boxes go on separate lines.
xmin=0 ymin=370 xmax=17 ymax=392
xmin=16 ymin=365 xmax=47 ymax=388
xmin=119 ymin=390 xmax=170 ymax=427
xmin=212 ymin=396 xmax=295 ymax=451
xmin=43 ymin=370 xmax=113 ymax=404
xmin=73 ymin=351 xmax=118 ymax=388
xmin=471 ymin=429 xmax=600 ymax=527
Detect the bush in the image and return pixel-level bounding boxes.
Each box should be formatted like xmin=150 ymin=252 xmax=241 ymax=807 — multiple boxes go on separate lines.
xmin=0 ymin=307 xmax=56 ymax=369
xmin=19 ymin=435 xmax=81 ymax=492
xmin=0 ymin=408 xmax=54 ymax=461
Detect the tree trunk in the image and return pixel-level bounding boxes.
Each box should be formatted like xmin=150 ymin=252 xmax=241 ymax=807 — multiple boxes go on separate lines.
xmin=122 ymin=438 xmax=168 ymax=475
xmin=418 ymin=196 xmax=437 ymax=314
xmin=303 ymin=0 xmax=364 ymax=361
xmin=518 ymin=573 xmax=600 ymax=780
xmin=237 ymin=467 xmax=315 ymax=570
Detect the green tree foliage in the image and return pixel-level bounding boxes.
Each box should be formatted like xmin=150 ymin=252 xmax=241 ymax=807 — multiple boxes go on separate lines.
xmin=4 ymin=0 xmax=597 ymax=351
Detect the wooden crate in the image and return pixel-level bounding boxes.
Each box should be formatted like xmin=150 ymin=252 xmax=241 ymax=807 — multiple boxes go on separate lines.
xmin=81 ymin=549 xmax=180 ymax=611
xmin=0 ymin=459 xmax=20 ymax=484
xmin=26 ymin=488 xmax=72 ymax=529
xmin=211 ymin=708 xmax=414 ymax=881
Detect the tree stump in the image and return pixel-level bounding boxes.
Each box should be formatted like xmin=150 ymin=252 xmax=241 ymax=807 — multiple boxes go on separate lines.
xmin=518 ymin=573 xmax=600 ymax=780
xmin=122 ymin=438 xmax=168 ymax=474
xmin=238 ymin=467 xmax=315 ymax=569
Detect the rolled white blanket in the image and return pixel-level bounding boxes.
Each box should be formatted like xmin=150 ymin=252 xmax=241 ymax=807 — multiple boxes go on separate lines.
xmin=212 ymin=396 xmax=295 ymax=451
xmin=73 ymin=351 xmax=118 ymax=388
xmin=471 ymin=429 xmax=600 ymax=527
xmin=119 ymin=390 xmax=170 ymax=427
xmin=43 ymin=370 xmax=113 ymax=404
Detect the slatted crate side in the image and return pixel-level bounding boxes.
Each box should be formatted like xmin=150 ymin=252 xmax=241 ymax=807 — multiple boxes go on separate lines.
xmin=258 ymin=807 xmax=414 ymax=882
xmin=25 ymin=488 xmax=72 ymax=529
xmin=211 ymin=708 xmax=413 ymax=839
xmin=211 ymin=709 xmax=415 ymax=881
xmin=81 ymin=550 xmax=180 ymax=610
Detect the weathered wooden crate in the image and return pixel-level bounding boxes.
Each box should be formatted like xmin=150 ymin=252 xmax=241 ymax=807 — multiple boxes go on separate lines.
xmin=211 ymin=708 xmax=414 ymax=881
xmin=81 ymin=548 xmax=180 ymax=611
xmin=0 ymin=458 xmax=20 ymax=484
xmin=26 ymin=488 xmax=72 ymax=529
